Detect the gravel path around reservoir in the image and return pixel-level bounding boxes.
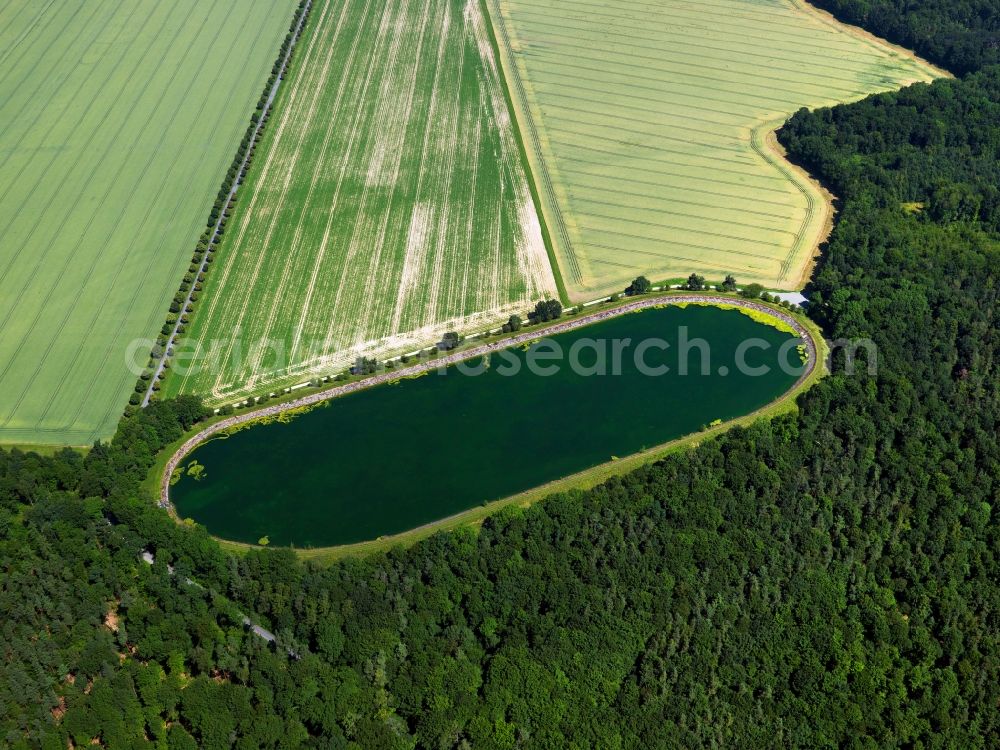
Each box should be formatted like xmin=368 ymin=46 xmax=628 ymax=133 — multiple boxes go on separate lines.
xmin=160 ymin=294 xmax=817 ymax=509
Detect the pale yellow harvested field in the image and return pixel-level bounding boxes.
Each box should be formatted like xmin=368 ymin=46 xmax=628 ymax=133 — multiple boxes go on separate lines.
xmin=490 ymin=0 xmax=943 ymax=295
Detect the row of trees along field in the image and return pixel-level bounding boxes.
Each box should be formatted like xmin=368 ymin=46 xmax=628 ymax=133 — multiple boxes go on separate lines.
xmin=1 ymin=2 xmax=999 ymax=747
xmin=131 ymin=1 xmax=312 ymax=407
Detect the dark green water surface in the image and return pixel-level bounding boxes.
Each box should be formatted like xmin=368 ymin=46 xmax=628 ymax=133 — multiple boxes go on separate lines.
xmin=173 ymin=306 xmax=803 ymax=547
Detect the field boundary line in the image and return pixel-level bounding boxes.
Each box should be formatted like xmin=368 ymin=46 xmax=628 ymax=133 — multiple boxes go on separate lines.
xmin=485 ymin=0 xmax=578 ymax=297
xmin=477 ymin=0 xmax=567 ymax=305
xmin=747 ymin=119 xmax=824 ymax=285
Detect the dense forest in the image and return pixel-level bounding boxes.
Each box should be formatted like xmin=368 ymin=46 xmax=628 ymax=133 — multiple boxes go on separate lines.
xmin=2 ymin=2 xmax=1000 ymax=747
xmin=780 ymin=66 xmax=1000 ymax=230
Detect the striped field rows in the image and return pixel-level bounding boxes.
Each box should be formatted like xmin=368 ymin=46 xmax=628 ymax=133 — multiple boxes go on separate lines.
xmin=0 ymin=0 xmax=291 ymax=444
xmin=490 ymin=0 xmax=943 ymax=296
xmin=164 ymin=0 xmax=556 ymax=405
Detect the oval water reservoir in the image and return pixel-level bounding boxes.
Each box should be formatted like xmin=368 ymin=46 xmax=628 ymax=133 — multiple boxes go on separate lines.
xmin=172 ymin=305 xmax=806 ymax=547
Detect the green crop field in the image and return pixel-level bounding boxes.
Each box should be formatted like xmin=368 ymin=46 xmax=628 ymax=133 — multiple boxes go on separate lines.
xmin=490 ymin=0 xmax=943 ymax=297
xmin=0 ymin=0 xmax=292 ymax=445
xmin=164 ymin=0 xmax=556 ymax=407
